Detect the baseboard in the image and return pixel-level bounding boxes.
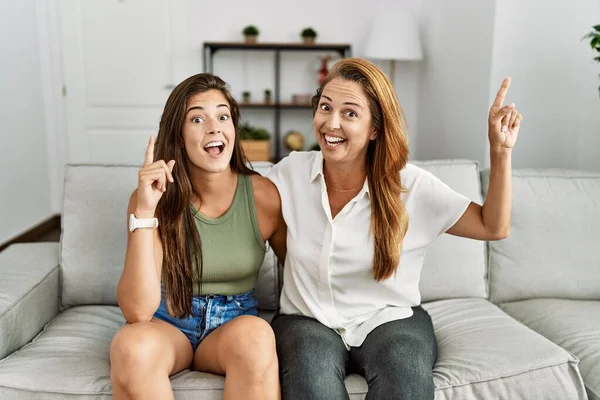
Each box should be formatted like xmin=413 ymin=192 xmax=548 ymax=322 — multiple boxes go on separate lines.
xmin=0 ymin=214 xmax=61 ymax=252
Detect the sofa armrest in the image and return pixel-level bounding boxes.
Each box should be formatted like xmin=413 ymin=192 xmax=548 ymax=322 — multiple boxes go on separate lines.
xmin=0 ymin=243 xmax=60 ymax=360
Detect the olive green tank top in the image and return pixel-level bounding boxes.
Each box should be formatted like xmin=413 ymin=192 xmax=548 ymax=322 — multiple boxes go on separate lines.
xmin=191 ymin=173 xmax=266 ymax=296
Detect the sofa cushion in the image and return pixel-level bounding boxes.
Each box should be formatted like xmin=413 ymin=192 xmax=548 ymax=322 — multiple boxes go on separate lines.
xmin=0 ymin=306 xmax=276 ymax=399
xmin=424 ymin=298 xmax=587 ymax=400
xmin=60 ymin=164 xmax=280 ymax=310
xmin=482 ymin=169 xmax=600 ymax=303
xmin=0 ymin=306 xmax=361 ymax=399
xmin=501 ymin=299 xmax=600 ymax=400
xmin=414 ymin=160 xmax=487 ymax=301
xmin=0 ymin=301 xmax=587 ymax=400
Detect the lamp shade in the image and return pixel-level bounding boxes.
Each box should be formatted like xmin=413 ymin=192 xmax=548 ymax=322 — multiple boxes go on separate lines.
xmin=364 ymin=10 xmax=423 ymax=61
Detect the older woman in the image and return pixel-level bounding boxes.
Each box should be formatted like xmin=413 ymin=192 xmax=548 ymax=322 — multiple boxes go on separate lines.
xmin=268 ymin=58 xmax=521 ymax=399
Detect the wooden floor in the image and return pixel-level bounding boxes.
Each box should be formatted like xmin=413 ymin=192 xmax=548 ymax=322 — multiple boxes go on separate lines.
xmin=35 ymin=227 xmax=61 ymax=242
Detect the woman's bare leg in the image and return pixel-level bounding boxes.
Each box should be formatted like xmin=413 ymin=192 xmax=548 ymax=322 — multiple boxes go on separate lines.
xmin=193 ymin=315 xmax=280 ymax=400
xmin=110 ymin=318 xmax=193 ymax=400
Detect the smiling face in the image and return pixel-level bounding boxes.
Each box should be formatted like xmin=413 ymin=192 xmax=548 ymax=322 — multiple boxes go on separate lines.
xmin=182 ymin=89 xmax=235 ymax=174
xmin=313 ymin=78 xmax=377 ymax=164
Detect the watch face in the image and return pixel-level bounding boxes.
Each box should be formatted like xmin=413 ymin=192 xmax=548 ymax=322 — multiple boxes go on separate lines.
xmin=129 ymin=214 xmax=135 ymax=232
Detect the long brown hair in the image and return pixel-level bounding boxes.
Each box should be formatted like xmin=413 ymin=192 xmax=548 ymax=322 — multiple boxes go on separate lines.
xmin=312 ymin=58 xmax=410 ymax=281
xmin=154 ymin=73 xmax=254 ymax=317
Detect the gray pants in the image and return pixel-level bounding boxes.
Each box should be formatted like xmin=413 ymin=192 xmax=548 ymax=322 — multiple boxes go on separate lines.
xmin=271 ymin=306 xmax=437 ymax=400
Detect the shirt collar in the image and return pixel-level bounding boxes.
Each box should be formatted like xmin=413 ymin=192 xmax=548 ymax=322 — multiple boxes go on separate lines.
xmin=310 ymin=151 xmax=370 ymax=197
xmin=309 ymin=151 xmax=324 ymax=182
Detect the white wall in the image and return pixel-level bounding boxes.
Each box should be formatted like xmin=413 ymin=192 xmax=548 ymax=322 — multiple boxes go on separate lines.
xmin=415 ymin=0 xmax=497 ymax=163
xmin=0 ymin=0 xmax=53 ymax=244
xmin=489 ymin=0 xmax=600 ymax=170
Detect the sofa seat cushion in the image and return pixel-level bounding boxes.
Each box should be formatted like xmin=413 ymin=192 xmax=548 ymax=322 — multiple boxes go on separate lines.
xmin=0 ymin=305 xmax=363 ymax=399
xmin=501 ymin=299 xmax=600 ymax=400
xmin=424 ymin=298 xmax=587 ymax=400
xmin=0 ymin=301 xmax=588 ymax=399
xmin=0 ymin=306 xmax=274 ymax=399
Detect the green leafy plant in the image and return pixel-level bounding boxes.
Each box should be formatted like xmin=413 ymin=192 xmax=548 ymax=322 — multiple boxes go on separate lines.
xmin=242 ymin=25 xmax=259 ymax=36
xmin=264 ymin=89 xmax=272 ymax=103
xmin=301 ymin=27 xmax=317 ymax=39
xmin=240 ymin=123 xmax=271 ymax=140
xmin=582 ymin=24 xmax=600 ymax=95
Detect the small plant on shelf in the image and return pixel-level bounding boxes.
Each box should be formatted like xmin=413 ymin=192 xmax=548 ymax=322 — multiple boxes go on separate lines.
xmin=239 ymin=123 xmax=271 ymax=161
xmin=301 ymin=27 xmax=318 ymax=44
xmin=242 ymin=25 xmax=260 ymax=43
xmin=264 ymin=89 xmax=272 ymax=104
xmin=242 ymin=91 xmax=251 ymax=103
xmin=240 ymin=123 xmax=271 ymax=140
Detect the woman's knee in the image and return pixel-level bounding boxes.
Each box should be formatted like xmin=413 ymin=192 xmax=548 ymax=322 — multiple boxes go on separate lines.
xmin=278 ymin=346 xmax=347 ymax=399
xmin=110 ymin=323 xmax=166 ymax=381
xmin=273 ymin=316 xmax=347 ymax=375
xmin=382 ymin=335 xmax=434 ymax=367
xmin=222 ymin=316 xmax=277 ymax=373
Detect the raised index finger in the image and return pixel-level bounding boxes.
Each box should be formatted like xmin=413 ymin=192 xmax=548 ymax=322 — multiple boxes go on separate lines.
xmin=144 ymin=135 xmax=155 ymax=166
xmin=492 ymin=77 xmax=511 ymax=111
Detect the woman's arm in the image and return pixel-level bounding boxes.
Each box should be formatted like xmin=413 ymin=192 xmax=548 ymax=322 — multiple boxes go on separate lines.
xmin=252 ymin=175 xmax=287 ymax=264
xmin=269 ymin=212 xmax=288 ymax=265
xmin=447 ymin=77 xmax=522 ymax=241
xmin=117 ymin=136 xmax=174 ymax=323
xmin=117 ymin=190 xmax=163 ymax=323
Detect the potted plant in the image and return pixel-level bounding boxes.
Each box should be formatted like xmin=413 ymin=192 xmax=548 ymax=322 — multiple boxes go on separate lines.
xmin=242 ymin=25 xmax=259 ymax=43
xmin=583 ymin=24 xmax=600 ymax=96
xmin=264 ymin=89 xmax=272 ymax=104
xmin=239 ymin=123 xmax=271 ymax=161
xmin=242 ymin=91 xmax=251 ymax=104
xmin=301 ymin=27 xmax=318 ymax=44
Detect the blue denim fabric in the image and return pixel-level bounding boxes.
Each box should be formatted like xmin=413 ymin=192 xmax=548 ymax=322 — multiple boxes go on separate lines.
xmin=153 ymin=288 xmax=258 ymax=351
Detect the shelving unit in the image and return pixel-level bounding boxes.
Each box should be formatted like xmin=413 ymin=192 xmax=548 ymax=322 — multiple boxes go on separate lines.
xmin=203 ymin=41 xmax=352 ymax=161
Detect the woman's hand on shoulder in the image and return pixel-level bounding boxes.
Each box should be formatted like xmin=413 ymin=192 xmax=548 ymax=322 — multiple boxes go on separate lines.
xmin=136 ymin=135 xmax=175 ymax=216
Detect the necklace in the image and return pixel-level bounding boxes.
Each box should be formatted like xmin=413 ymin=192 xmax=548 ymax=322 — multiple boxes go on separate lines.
xmin=328 ymin=183 xmax=364 ymax=192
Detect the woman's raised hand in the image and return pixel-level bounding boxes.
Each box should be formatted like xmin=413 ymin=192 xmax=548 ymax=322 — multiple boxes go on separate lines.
xmin=136 ymin=136 xmax=175 ymax=214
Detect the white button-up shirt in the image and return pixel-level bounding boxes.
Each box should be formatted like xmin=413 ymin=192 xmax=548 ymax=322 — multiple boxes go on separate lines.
xmin=267 ymin=151 xmax=471 ymax=347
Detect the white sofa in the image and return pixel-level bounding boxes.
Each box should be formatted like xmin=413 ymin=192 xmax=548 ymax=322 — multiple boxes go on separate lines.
xmin=0 ymin=158 xmax=598 ymax=399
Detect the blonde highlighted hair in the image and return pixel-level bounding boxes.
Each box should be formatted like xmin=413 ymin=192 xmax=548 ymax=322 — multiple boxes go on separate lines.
xmin=312 ymin=58 xmax=410 ymax=280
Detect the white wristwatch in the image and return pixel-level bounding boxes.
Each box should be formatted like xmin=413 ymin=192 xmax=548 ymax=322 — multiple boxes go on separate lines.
xmin=129 ymin=213 xmax=159 ymax=233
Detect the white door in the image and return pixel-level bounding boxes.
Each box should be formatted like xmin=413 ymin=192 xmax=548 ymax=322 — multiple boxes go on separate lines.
xmin=59 ymin=0 xmax=196 ymax=165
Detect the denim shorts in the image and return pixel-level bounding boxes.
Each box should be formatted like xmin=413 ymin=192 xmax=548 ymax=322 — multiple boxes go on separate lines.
xmin=153 ymin=288 xmax=259 ymax=351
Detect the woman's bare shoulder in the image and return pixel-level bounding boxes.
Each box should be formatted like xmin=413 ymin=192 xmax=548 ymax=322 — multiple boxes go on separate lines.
xmin=250 ymin=174 xmax=280 ymax=213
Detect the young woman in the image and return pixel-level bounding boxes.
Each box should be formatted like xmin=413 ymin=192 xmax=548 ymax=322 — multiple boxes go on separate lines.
xmin=110 ymin=73 xmax=286 ymax=400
